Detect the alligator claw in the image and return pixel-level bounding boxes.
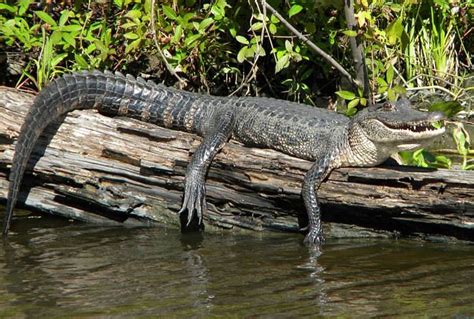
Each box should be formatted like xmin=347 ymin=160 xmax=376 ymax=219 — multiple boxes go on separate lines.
xmin=303 ymin=229 xmax=324 ymax=246
xmin=178 ymin=179 xmax=207 ymax=228
xmin=299 ymin=225 xmax=309 ymax=232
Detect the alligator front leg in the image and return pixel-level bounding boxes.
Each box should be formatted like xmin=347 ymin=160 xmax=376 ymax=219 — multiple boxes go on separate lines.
xmin=301 ymin=153 xmax=336 ymax=245
xmin=179 ymin=110 xmax=235 ymax=229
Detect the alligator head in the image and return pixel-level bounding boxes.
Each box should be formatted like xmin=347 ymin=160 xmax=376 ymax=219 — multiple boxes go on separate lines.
xmin=347 ymin=98 xmax=446 ymax=166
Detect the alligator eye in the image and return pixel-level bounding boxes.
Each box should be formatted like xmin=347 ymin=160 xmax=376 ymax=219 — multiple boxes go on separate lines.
xmin=382 ymin=102 xmax=394 ymax=111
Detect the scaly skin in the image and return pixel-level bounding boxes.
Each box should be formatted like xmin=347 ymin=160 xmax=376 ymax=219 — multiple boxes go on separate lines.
xmin=2 ymin=70 xmax=446 ymax=245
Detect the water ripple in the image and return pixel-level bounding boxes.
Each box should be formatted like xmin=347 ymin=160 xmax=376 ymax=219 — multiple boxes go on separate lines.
xmin=0 ymin=221 xmax=473 ymax=318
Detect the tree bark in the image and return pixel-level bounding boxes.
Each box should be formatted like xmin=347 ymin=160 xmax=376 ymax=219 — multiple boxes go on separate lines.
xmin=0 ymin=87 xmax=473 ymax=241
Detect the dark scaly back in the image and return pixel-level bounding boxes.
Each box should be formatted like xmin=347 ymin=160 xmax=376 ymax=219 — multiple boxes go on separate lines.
xmin=2 ymin=70 xmax=209 ymax=235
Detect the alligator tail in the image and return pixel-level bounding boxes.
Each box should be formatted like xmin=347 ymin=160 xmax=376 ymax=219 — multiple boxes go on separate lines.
xmin=2 ymin=70 xmax=198 ymax=235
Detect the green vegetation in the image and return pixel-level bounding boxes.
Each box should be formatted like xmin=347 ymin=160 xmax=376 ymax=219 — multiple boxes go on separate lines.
xmin=0 ymin=0 xmax=472 ymax=169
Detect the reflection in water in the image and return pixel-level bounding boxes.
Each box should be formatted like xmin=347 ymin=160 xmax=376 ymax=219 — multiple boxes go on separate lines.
xmin=0 ymin=217 xmax=473 ymax=317
xmin=179 ymin=233 xmax=213 ymax=314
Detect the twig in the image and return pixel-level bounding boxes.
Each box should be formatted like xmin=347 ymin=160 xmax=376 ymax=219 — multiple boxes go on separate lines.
xmin=343 ymin=0 xmax=371 ymax=103
xmin=261 ymin=1 xmax=361 ymax=89
xmin=150 ymin=0 xmax=186 ymax=86
xmin=406 ymin=85 xmax=458 ymax=98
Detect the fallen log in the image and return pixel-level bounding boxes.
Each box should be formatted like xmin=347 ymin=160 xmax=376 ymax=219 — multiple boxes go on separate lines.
xmin=0 ymin=86 xmax=473 ymax=241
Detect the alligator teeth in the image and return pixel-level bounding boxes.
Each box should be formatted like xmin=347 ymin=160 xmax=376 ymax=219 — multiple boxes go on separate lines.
xmin=383 ymin=120 xmax=444 ymax=133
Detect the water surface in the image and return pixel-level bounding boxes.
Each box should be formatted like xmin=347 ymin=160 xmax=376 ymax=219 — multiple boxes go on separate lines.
xmin=0 ymin=216 xmax=473 ymax=318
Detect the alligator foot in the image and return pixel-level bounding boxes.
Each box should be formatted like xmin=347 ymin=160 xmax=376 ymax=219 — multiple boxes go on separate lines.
xmin=303 ymin=228 xmax=324 ymax=246
xmin=178 ymin=179 xmax=207 ymax=228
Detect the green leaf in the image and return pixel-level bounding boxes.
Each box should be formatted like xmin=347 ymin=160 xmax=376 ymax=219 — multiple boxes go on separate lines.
xmin=235 ymin=35 xmax=249 ymax=45
xmin=275 ymin=54 xmax=290 ymax=73
xmin=184 ymin=33 xmax=201 ymax=47
xmin=125 ymin=38 xmax=141 ymax=53
xmin=85 ymin=43 xmax=96 ymax=54
xmin=387 ymin=88 xmax=396 ymax=101
xmin=18 ymin=0 xmax=34 ymax=15
xmin=288 ymin=5 xmax=303 ymax=18
xmin=453 ymin=125 xmax=469 ymax=156
xmin=335 ymin=90 xmax=356 ymax=100
xmin=51 ymin=52 xmax=67 ymax=67
xmin=432 ymin=155 xmax=452 ymax=169
xmin=376 ymin=77 xmax=388 ymax=94
xmin=398 ymin=151 xmax=413 ymax=165
xmin=431 ymin=121 xmax=443 ymax=129
xmin=342 ymin=30 xmax=357 ymax=37
xmin=124 ymin=32 xmax=139 ymax=39
xmin=250 ymin=35 xmax=261 ymax=44
xmin=386 ymin=17 xmax=403 ymax=45
xmin=35 ymin=11 xmax=57 ymax=27
xmin=74 ymin=54 xmax=89 ymax=69
xmin=144 ymin=0 xmax=152 ymax=14
xmin=246 ymin=45 xmax=256 ymax=57
xmin=181 ymin=12 xmax=195 ymax=25
xmin=386 ymin=64 xmax=394 ymax=84
xmin=62 ymin=32 xmax=76 ymax=47
xmin=428 ymin=101 xmax=463 ymax=118
xmin=42 ymin=37 xmax=53 ymax=65
xmin=50 ymin=30 xmax=63 ymax=45
xmin=393 ymin=85 xmax=406 ymax=95
xmin=121 ymin=21 xmax=137 ymax=29
xmin=60 ymin=24 xmax=82 ymax=32
xmin=94 ymin=39 xmax=107 ymax=52
xmin=255 ymin=45 xmax=265 ymax=57
xmin=210 ymin=0 xmax=226 ymax=20
xmin=251 ymin=22 xmax=263 ymax=31
xmin=113 ymin=0 xmax=123 ymax=8
xmin=346 ymin=106 xmax=358 ymax=117
xmin=199 ymin=18 xmax=214 ymax=31
xmin=269 ymin=23 xmax=277 ymax=34
xmin=192 ymin=21 xmax=200 ymax=31
xmin=412 ymin=149 xmax=428 ymax=168
xmin=172 ymin=24 xmax=183 ymax=42
xmin=125 ymin=9 xmax=142 ymax=19
xmin=0 ymin=4 xmax=16 ymax=13
xmin=162 ymin=5 xmax=177 ymax=20
xmin=347 ymin=98 xmax=360 ymax=110
xmin=400 ymin=30 xmax=409 ymax=51
xmin=58 ymin=10 xmax=70 ymax=26
xmin=237 ymin=46 xmax=247 ymax=63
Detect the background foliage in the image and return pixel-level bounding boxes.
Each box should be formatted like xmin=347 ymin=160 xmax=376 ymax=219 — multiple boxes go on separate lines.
xmin=0 ymin=0 xmax=473 ymax=168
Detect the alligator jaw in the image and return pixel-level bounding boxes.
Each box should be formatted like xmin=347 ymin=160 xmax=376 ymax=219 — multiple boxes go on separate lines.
xmin=394 ymin=121 xmax=445 ymax=151
xmin=362 ymin=110 xmax=447 ymax=147
xmin=382 ymin=119 xmax=446 ymax=140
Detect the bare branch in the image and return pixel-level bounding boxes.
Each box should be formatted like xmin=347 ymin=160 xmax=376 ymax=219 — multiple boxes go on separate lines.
xmin=344 ymin=0 xmax=371 ymax=103
xmin=261 ymin=1 xmax=361 ymax=90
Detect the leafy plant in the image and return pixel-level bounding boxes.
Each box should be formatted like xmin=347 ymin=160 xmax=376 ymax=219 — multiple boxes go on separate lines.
xmin=0 ymin=0 xmax=472 ymax=170
xmin=452 ymin=123 xmax=474 ymax=170
xmin=399 ymin=149 xmax=452 ymax=169
xmin=336 ymin=88 xmax=367 ymax=116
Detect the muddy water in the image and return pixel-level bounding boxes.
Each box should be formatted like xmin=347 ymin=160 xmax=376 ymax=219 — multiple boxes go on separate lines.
xmin=0 ymin=216 xmax=473 ymax=318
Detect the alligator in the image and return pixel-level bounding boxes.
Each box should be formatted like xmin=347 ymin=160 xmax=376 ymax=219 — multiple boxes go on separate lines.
xmin=2 ymin=70 xmax=446 ymax=244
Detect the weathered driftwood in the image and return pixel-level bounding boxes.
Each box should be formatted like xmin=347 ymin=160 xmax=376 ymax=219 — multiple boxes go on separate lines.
xmin=0 ymin=86 xmax=473 ymax=241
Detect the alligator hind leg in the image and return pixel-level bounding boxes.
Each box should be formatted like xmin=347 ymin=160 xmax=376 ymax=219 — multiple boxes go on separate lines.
xmin=179 ymin=110 xmax=235 ymax=229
